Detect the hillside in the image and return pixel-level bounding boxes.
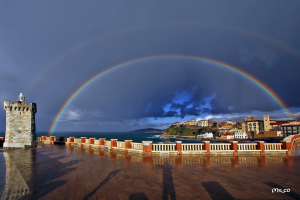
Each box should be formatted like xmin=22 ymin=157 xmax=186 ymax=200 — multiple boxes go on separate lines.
xmin=162 ymin=126 xmax=206 ymax=136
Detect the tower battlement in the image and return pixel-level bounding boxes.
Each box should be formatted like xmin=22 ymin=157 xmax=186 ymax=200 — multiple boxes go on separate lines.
xmin=4 ymin=100 xmax=37 ymax=113
xmin=3 ymin=93 xmax=37 ymax=148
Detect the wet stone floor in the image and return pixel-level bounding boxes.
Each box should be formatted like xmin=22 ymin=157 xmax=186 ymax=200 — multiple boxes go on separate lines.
xmin=0 ymin=145 xmax=300 ymax=200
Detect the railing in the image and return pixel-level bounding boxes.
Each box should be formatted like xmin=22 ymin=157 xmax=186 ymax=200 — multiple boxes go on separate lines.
xmin=210 ymin=143 xmax=231 ymax=151
xmin=264 ymin=143 xmax=282 ymax=150
xmin=104 ymin=140 xmax=111 ymax=146
xmin=181 ymin=144 xmax=203 ymax=151
xmin=152 ymin=144 xmax=176 ymax=151
xmin=117 ymin=141 xmax=125 ymax=148
xmin=238 ymin=143 xmax=257 ymax=151
xmin=41 ymin=135 xmax=295 ymax=155
xmin=131 ymin=142 xmax=143 ymax=150
xmin=74 ymin=138 xmax=81 ymax=143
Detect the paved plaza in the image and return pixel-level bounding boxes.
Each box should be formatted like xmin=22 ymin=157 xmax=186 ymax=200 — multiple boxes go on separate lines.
xmin=0 ymin=145 xmax=300 ymax=200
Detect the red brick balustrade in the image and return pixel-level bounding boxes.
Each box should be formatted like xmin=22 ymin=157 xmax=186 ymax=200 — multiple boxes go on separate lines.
xmin=81 ymin=137 xmax=86 ymax=143
xmin=41 ymin=134 xmax=298 ymax=156
xmin=256 ymin=141 xmax=265 ymax=155
xmin=80 ymin=137 xmax=87 ymax=147
xmin=142 ymin=141 xmax=152 ymax=155
xmin=50 ymin=136 xmax=56 ymax=145
xmin=89 ymin=138 xmax=95 ymax=148
xmin=68 ymin=137 xmax=75 ymax=146
xmin=282 ymin=141 xmax=291 ymax=153
xmin=99 ymin=138 xmax=105 ymax=148
xmin=125 ymin=140 xmax=132 ymax=152
xmin=176 ymin=141 xmax=182 ymax=155
xmin=89 ymin=138 xmax=95 ymax=144
xmin=203 ymin=141 xmax=210 ymax=156
xmin=68 ymin=137 xmax=74 ymax=143
xmin=230 ymin=141 xmax=238 ymax=156
xmin=111 ymin=139 xmax=118 ymax=149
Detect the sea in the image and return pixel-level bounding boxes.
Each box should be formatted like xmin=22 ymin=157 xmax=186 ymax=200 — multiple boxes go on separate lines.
xmin=0 ymin=132 xmax=202 ymax=143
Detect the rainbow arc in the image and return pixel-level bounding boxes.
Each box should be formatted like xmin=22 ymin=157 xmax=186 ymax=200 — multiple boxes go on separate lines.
xmin=48 ymin=55 xmax=295 ymax=136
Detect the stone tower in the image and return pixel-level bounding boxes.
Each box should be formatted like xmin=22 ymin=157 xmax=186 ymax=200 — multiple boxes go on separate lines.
xmin=263 ymin=115 xmax=270 ymax=131
xmin=3 ymin=93 xmax=37 ymax=148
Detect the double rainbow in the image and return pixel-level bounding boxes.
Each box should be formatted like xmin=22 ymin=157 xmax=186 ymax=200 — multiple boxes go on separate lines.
xmin=48 ymin=55 xmax=294 ymax=136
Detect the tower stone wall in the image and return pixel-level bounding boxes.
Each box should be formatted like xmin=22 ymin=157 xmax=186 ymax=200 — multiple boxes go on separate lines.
xmin=3 ymin=96 xmax=37 ymax=148
xmin=264 ymin=115 xmax=270 ymax=131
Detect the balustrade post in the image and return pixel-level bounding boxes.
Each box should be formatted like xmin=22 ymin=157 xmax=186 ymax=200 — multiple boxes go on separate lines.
xmin=176 ymin=141 xmax=182 ymax=155
xmin=142 ymin=141 xmax=152 ymax=155
xmin=255 ymin=141 xmax=265 ymax=156
xmin=89 ymin=138 xmax=95 ymax=144
xmin=281 ymin=141 xmax=291 ymax=155
xmin=50 ymin=136 xmax=56 ymax=145
xmin=125 ymin=140 xmax=132 ymax=152
xmin=203 ymin=141 xmax=210 ymax=156
xmin=89 ymin=138 xmax=95 ymax=148
xmin=111 ymin=139 xmax=118 ymax=151
xmin=69 ymin=137 xmax=75 ymax=147
xmin=99 ymin=138 xmax=106 ymax=148
xmin=81 ymin=137 xmax=87 ymax=147
xmin=69 ymin=137 xmax=75 ymax=143
xmin=230 ymin=141 xmax=238 ymax=156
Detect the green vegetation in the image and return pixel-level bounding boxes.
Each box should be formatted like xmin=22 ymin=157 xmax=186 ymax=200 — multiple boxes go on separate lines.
xmin=164 ymin=126 xmax=206 ymax=136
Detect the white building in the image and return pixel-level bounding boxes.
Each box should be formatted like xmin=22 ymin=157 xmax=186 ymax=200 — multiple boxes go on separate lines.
xmin=197 ymin=132 xmax=213 ymax=139
xmin=234 ymin=132 xmax=248 ymax=139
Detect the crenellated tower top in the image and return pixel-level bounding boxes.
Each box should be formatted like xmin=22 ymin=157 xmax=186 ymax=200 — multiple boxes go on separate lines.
xmin=4 ymin=93 xmax=37 ymax=113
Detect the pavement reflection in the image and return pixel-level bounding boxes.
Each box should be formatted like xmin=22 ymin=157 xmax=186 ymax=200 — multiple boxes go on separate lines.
xmin=0 ymin=145 xmax=299 ymax=199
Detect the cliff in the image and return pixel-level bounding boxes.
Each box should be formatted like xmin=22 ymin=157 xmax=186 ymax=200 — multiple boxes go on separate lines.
xmin=161 ymin=126 xmax=206 ymax=137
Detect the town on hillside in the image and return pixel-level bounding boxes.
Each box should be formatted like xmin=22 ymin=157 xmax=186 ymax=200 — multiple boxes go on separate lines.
xmin=169 ymin=115 xmax=300 ymax=140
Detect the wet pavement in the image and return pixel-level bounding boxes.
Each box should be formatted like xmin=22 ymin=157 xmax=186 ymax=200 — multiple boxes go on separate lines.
xmin=0 ymin=145 xmax=300 ymax=200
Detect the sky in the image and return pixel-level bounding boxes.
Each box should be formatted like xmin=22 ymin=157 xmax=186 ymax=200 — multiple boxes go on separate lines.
xmin=1 ymin=1 xmax=300 ymax=133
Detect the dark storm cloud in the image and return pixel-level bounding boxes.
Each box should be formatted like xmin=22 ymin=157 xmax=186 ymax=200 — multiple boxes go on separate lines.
xmin=1 ymin=1 xmax=300 ymax=132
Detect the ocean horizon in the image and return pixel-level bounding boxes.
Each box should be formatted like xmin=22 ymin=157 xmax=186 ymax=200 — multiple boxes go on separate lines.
xmin=0 ymin=131 xmax=202 ymax=143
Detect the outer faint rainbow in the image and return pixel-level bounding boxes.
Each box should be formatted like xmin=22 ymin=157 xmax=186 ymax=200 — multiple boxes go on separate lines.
xmin=48 ymin=55 xmax=295 ymax=136
xmin=26 ymin=22 xmax=300 ymax=96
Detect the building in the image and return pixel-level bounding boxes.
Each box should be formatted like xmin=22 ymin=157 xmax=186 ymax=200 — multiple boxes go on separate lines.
xmin=263 ymin=131 xmax=283 ymax=137
xmin=230 ymin=128 xmax=243 ymax=133
xmin=171 ymin=122 xmax=181 ymax=127
xmin=223 ymin=123 xmax=233 ymax=129
xmin=183 ymin=119 xmax=197 ymax=126
xmin=234 ymin=132 xmax=248 ymax=139
xmin=3 ymin=93 xmax=37 ymax=148
xmin=242 ymin=116 xmax=263 ymax=133
xmin=226 ymin=120 xmax=236 ymax=125
xmin=197 ymin=132 xmax=213 ymax=139
xmin=220 ymin=134 xmax=234 ymax=140
xmin=282 ymin=121 xmax=300 ymax=136
xmin=218 ymin=128 xmax=231 ymax=133
xmin=197 ymin=120 xmax=209 ymax=127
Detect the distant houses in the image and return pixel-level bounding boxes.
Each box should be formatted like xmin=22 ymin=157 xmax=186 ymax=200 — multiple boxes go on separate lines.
xmin=170 ymin=114 xmax=298 ymax=140
xmin=197 ymin=132 xmax=213 ymax=139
